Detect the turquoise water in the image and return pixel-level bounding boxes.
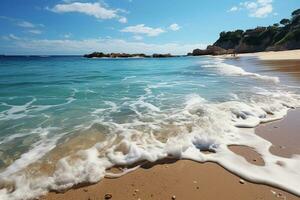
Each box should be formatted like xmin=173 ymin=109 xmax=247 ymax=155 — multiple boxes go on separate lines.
xmin=1 ymin=56 xmax=300 ymax=199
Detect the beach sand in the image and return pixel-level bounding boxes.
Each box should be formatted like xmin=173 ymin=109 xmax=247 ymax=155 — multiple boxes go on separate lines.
xmin=245 ymin=50 xmax=300 ymax=61
xmin=42 ymin=50 xmax=300 ymax=200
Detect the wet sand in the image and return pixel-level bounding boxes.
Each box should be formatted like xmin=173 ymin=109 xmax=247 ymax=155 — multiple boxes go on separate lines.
xmin=256 ymin=109 xmax=300 ymax=158
xmin=42 ymin=109 xmax=300 ymax=200
xmin=43 ymin=160 xmax=299 ymax=200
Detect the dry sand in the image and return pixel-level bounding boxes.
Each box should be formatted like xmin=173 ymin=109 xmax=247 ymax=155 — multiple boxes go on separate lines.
xmin=242 ymin=50 xmax=300 ymax=61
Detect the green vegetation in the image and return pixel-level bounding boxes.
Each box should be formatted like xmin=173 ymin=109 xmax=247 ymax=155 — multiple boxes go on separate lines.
xmin=280 ymin=18 xmax=290 ymax=26
xmin=213 ymin=8 xmax=300 ymax=52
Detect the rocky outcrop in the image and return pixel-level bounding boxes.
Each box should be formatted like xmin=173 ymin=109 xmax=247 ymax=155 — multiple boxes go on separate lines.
xmin=188 ymin=45 xmax=234 ymax=56
xmin=84 ymin=52 xmax=177 ymax=58
xmin=152 ymin=53 xmax=174 ymax=58
xmin=84 ymin=52 xmax=150 ymax=58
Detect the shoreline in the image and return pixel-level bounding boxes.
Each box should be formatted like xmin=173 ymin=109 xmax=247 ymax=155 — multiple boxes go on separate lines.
xmin=217 ymin=49 xmax=300 ymax=61
xmin=241 ymin=50 xmax=300 ymax=61
xmin=41 ymin=50 xmax=300 ymax=200
xmin=42 ymin=108 xmax=300 ymax=200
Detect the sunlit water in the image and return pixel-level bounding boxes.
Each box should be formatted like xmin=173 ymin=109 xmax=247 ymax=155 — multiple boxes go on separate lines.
xmin=1 ymin=55 xmax=300 ymax=199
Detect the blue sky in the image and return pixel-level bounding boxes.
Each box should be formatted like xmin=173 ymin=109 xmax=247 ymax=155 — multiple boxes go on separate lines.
xmin=0 ymin=0 xmax=299 ymax=55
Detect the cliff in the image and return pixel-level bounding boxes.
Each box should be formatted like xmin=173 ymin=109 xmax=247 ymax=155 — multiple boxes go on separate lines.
xmin=189 ymin=8 xmax=300 ymax=56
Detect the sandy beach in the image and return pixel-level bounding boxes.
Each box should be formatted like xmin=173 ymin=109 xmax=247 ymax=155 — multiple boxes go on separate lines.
xmin=41 ymin=50 xmax=300 ymax=200
xmin=243 ymin=50 xmax=300 ymax=61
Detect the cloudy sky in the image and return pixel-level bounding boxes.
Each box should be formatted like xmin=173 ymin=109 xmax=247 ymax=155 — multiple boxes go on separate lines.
xmin=0 ymin=0 xmax=299 ymax=55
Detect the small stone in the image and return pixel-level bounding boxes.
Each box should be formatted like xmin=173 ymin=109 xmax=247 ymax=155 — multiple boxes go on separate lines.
xmin=171 ymin=195 xmax=176 ymax=200
xmin=104 ymin=193 xmax=112 ymax=199
xmin=239 ymin=179 xmax=245 ymax=184
xmin=135 ymin=189 xmax=139 ymax=193
xmin=270 ymin=190 xmax=277 ymax=195
xmin=253 ymin=159 xmax=257 ymax=162
xmin=276 ymin=160 xmax=285 ymax=166
xmin=83 ymin=189 xmax=88 ymax=192
xmin=277 ymin=192 xmax=282 ymax=196
xmin=193 ymin=180 xmax=197 ymax=184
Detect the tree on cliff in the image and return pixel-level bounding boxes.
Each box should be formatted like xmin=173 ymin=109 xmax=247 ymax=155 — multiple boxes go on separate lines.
xmin=280 ymin=19 xmax=290 ymax=26
xmin=292 ymin=9 xmax=300 ymax=17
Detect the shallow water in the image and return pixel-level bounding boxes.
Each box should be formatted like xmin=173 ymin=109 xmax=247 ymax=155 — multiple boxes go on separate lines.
xmin=0 ymin=56 xmax=300 ymax=199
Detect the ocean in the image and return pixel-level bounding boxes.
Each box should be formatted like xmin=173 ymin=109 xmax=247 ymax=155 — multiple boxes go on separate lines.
xmin=0 ymin=55 xmax=300 ymax=199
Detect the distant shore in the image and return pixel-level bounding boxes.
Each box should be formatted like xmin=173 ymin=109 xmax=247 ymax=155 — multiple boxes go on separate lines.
xmin=83 ymin=52 xmax=178 ymax=58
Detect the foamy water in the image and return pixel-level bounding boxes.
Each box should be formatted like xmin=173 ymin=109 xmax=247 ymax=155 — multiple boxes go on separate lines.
xmin=0 ymin=56 xmax=300 ymax=199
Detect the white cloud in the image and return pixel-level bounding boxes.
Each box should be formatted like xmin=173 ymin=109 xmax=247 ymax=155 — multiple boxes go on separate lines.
xmin=118 ymin=17 xmax=127 ymax=23
xmin=228 ymin=6 xmax=239 ymax=12
xmin=0 ymin=16 xmax=44 ymax=36
xmin=2 ymin=34 xmax=21 ymax=41
xmin=17 ymin=21 xmax=35 ymax=28
xmin=133 ymin=35 xmax=143 ymax=40
xmin=121 ymin=24 xmax=165 ymax=37
xmin=28 ymin=29 xmax=42 ymax=34
xmin=229 ymin=0 xmax=273 ymax=18
xmin=168 ymin=23 xmax=180 ymax=31
xmin=2 ymin=37 xmax=206 ymax=55
xmin=50 ymin=2 xmax=127 ymax=23
xmin=63 ymin=33 xmax=72 ymax=38
xmin=0 ymin=16 xmax=44 ymax=29
xmin=242 ymin=2 xmax=258 ymax=10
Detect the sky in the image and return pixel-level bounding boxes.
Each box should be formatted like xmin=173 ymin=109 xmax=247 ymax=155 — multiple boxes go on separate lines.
xmin=0 ymin=0 xmax=299 ymax=55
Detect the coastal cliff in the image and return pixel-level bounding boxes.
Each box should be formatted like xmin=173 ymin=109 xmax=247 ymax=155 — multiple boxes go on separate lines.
xmin=189 ymin=8 xmax=300 ymax=56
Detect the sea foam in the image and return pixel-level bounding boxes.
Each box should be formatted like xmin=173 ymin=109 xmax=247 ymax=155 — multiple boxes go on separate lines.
xmin=201 ymin=58 xmax=280 ymax=83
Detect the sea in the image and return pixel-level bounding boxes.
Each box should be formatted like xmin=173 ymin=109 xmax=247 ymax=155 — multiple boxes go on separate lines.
xmin=0 ymin=55 xmax=300 ymax=199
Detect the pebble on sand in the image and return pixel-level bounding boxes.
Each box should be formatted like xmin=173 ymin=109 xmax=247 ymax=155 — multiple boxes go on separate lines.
xmin=239 ymin=179 xmax=245 ymax=184
xmin=171 ymin=195 xmax=176 ymax=200
xmin=104 ymin=193 xmax=112 ymax=199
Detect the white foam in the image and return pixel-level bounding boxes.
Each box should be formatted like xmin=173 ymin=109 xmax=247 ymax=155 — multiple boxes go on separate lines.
xmin=1 ymin=90 xmax=300 ymax=200
xmin=122 ymin=76 xmax=136 ymax=81
xmin=201 ymin=58 xmax=280 ymax=83
xmin=0 ymin=127 xmax=61 ymax=178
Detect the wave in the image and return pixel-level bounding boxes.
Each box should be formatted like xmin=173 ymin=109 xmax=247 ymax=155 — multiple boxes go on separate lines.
xmin=1 ymin=88 xmax=300 ymax=199
xmin=201 ymin=58 xmax=280 ymax=83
